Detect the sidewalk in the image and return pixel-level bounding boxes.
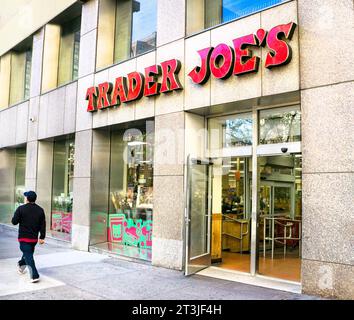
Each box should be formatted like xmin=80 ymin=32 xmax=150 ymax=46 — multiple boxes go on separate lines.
xmin=0 ymin=229 xmax=320 ymax=300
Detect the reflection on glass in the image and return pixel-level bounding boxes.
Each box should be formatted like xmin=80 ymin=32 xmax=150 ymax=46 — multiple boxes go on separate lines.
xmin=58 ymin=16 xmax=81 ymax=86
xmin=115 ymin=0 xmax=157 ymax=62
xmin=212 ymin=157 xmax=252 ymax=273
xmin=51 ymin=138 xmax=75 ymax=237
xmin=14 ymin=148 xmax=26 ymax=210
xmin=109 ymin=123 xmax=154 ymax=254
xmin=190 ymin=164 xmax=208 ymax=258
xmin=187 ymin=0 xmax=287 ymax=35
xmin=209 ymin=113 xmax=253 ymax=151
xmin=259 ymin=106 xmax=301 ymax=144
xmin=258 ymin=154 xmax=302 ymax=282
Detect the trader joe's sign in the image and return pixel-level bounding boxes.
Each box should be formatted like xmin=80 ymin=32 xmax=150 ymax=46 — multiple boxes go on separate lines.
xmin=86 ymin=22 xmax=296 ymax=112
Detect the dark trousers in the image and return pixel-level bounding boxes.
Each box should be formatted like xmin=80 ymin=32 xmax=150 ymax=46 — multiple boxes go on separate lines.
xmin=18 ymin=242 xmax=39 ymax=279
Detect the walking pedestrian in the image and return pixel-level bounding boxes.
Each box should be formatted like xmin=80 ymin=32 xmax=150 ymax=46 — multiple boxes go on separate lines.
xmin=11 ymin=191 xmax=46 ymax=283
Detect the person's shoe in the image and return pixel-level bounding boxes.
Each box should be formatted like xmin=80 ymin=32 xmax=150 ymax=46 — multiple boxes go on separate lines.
xmin=30 ymin=277 xmax=40 ymax=283
xmin=17 ymin=264 xmax=26 ymax=275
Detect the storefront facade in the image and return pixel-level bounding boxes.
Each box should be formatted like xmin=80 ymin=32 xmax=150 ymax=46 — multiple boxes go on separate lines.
xmin=0 ymin=0 xmax=353 ymax=299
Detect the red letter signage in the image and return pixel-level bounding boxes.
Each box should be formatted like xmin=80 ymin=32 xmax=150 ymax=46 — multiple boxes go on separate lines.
xmin=86 ymin=22 xmax=297 ymax=112
xmin=265 ymin=22 xmax=296 ymax=69
xmin=188 ymin=47 xmax=213 ymax=84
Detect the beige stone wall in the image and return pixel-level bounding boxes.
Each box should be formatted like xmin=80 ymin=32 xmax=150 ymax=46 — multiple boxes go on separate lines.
xmin=0 ymin=0 xmax=77 ymax=57
xmin=299 ymin=0 xmax=354 ymax=300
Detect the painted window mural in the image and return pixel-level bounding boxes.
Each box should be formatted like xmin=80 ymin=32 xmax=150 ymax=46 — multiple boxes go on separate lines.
xmin=108 ymin=123 xmax=154 ymax=256
xmin=51 ymin=137 xmax=75 ymax=240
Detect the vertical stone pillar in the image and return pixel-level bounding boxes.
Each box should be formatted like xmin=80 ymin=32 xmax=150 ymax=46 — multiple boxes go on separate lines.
xmin=157 ymin=0 xmax=185 ymax=47
xmin=299 ymin=0 xmax=354 ymax=300
xmin=36 ymin=141 xmax=54 ymax=228
xmin=152 ymin=112 xmax=185 ymax=270
xmin=70 ymin=0 xmax=99 ymax=251
xmin=72 ymin=129 xmax=93 ymax=251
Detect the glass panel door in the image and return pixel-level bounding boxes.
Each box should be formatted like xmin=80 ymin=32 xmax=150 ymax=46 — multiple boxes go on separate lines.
xmin=258 ymin=154 xmax=302 ymax=282
xmin=185 ymin=157 xmax=212 ymax=275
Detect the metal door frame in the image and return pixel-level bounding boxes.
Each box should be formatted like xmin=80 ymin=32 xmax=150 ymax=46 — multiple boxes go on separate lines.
xmin=184 ymin=155 xmax=213 ymax=275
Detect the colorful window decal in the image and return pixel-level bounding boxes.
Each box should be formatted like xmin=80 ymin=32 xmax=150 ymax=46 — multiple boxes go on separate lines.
xmin=108 ymin=213 xmax=153 ymax=249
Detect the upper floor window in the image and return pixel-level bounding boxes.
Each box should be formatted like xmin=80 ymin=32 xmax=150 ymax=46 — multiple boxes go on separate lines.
xmin=0 ymin=37 xmax=33 ymax=109
xmin=97 ymin=0 xmax=157 ymax=70
xmin=41 ymin=3 xmax=81 ymax=93
xmin=58 ymin=16 xmax=81 ymax=86
xmin=187 ymin=0 xmax=288 ymax=35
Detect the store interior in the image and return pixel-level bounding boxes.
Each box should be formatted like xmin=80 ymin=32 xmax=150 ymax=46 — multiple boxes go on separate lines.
xmin=211 ymin=155 xmax=302 ymax=282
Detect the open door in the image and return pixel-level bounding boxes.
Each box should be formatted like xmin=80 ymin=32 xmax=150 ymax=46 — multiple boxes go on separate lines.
xmin=185 ymin=156 xmax=212 ymax=275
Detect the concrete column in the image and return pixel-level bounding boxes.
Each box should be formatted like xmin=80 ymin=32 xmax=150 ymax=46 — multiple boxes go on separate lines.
xmin=72 ymin=129 xmax=93 ymax=251
xmin=299 ymin=0 xmax=354 ymax=300
xmin=152 ymin=112 xmax=185 ymax=270
xmin=30 ymin=28 xmax=45 ymax=99
xmin=157 ymin=0 xmax=185 ymax=47
xmin=36 ymin=141 xmax=54 ymax=229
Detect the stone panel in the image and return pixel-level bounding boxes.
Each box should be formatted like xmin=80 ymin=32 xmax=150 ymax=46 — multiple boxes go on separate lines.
xmin=30 ymin=28 xmax=44 ymax=98
xmin=72 ymin=177 xmax=91 ymax=226
xmin=154 ymin=112 xmax=185 ymax=176
xmin=15 ymin=101 xmax=29 ymax=145
xmin=71 ymin=224 xmax=90 ymax=251
xmin=25 ymin=141 xmax=38 ymax=180
xmin=152 ymin=237 xmax=183 ymax=270
xmin=107 ymin=59 xmax=136 ymax=125
xmin=261 ymin=0 xmax=300 ymax=96
xmin=64 ymin=81 xmax=78 ymax=134
xmin=155 ymin=39 xmax=185 ymax=115
xmin=78 ymin=30 xmax=97 ymax=78
xmin=302 ymin=259 xmax=354 ymax=300
xmin=73 ymin=129 xmax=92 ymax=178
xmin=302 ymin=173 xmax=354 ymax=265
xmin=153 ymin=175 xmax=184 ymax=241
xmin=156 ymin=0 xmax=185 ymax=47
xmin=0 ymin=106 xmax=17 ymax=147
xmin=76 ymin=74 xmax=94 ymax=132
xmin=301 ymin=82 xmax=354 ymax=173
xmin=46 ymin=86 xmax=65 ymax=138
xmin=184 ymin=31 xmax=211 ymax=110
xmin=81 ymin=0 xmax=99 ymax=36
xmin=92 ymin=69 xmax=109 ymax=128
xmin=38 ymin=93 xmax=49 ymax=139
xmin=135 ymin=51 xmax=156 ymax=120
xmin=27 ymin=96 xmax=40 ymax=142
xmin=210 ymin=14 xmax=262 ymax=105
xmin=298 ymin=0 xmax=354 ymax=89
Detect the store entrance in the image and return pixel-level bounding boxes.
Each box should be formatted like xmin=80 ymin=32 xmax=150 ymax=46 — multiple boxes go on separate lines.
xmin=185 ymin=154 xmax=302 ymax=283
xmin=210 ymin=157 xmax=252 ymax=274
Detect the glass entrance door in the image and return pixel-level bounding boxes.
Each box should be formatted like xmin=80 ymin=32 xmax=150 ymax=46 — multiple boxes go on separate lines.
xmin=258 ymin=154 xmax=302 ymax=282
xmin=185 ymin=157 xmax=212 ymax=275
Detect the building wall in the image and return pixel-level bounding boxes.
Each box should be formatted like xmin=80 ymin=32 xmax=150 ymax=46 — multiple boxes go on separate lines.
xmin=298 ymin=0 xmax=354 ymax=300
xmin=0 ymin=0 xmax=352 ymax=299
xmin=0 ymin=0 xmax=77 ymax=57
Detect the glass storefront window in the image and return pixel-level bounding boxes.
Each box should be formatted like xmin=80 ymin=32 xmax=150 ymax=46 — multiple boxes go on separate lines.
xmin=108 ymin=124 xmax=154 ymax=254
xmin=187 ymin=0 xmax=288 ymax=35
xmin=114 ymin=0 xmax=157 ymax=63
xmin=0 ymin=148 xmax=26 ymax=224
xmin=58 ymin=16 xmax=81 ymax=86
xmin=51 ymin=138 xmax=75 ymax=239
xmin=14 ymin=148 xmax=26 ymax=210
xmin=259 ymin=106 xmax=301 ymax=145
xmin=209 ymin=113 xmax=253 ymax=150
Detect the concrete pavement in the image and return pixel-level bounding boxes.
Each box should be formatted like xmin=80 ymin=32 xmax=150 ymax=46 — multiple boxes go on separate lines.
xmin=0 ymin=229 xmax=320 ymax=300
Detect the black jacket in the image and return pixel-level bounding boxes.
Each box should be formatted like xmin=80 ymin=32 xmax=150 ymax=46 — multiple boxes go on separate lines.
xmin=12 ymin=203 xmax=46 ymax=240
